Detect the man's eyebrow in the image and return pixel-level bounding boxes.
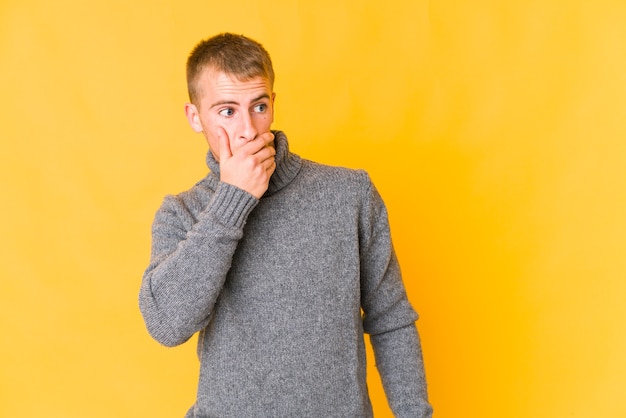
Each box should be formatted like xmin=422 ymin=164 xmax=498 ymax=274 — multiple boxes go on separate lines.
xmin=209 ymin=100 xmax=238 ymax=109
xmin=251 ymin=93 xmax=271 ymax=102
xmin=209 ymin=94 xmax=270 ymax=109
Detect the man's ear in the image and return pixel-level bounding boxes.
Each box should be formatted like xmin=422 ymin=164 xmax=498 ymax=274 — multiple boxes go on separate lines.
xmin=184 ymin=103 xmax=203 ymax=133
xmin=270 ymin=92 xmax=276 ymax=123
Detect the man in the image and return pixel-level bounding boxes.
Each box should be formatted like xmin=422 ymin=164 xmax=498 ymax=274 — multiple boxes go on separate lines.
xmin=139 ymin=33 xmax=432 ymax=417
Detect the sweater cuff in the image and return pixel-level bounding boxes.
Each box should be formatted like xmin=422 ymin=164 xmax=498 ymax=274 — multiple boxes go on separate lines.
xmin=207 ymin=182 xmax=258 ymax=229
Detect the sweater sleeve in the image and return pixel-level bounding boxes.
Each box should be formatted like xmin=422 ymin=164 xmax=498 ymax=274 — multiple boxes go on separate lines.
xmin=139 ymin=181 xmax=258 ymax=347
xmin=371 ymin=324 xmax=433 ymax=417
xmin=358 ymin=174 xmax=433 ymax=417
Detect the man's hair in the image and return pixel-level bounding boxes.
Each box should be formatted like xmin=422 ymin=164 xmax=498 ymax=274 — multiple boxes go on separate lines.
xmin=186 ymin=33 xmax=275 ymax=104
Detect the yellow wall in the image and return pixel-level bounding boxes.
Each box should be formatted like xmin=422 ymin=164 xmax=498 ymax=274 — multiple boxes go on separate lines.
xmin=2 ymin=1 xmax=625 ymax=416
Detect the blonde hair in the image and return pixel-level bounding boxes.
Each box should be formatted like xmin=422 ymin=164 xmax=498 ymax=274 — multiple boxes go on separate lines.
xmin=186 ymin=33 xmax=275 ymax=104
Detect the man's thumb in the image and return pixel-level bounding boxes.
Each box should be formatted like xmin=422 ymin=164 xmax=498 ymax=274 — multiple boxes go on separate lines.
xmin=217 ymin=128 xmax=232 ymax=161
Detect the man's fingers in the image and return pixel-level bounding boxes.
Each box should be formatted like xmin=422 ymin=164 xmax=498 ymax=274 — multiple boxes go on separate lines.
xmin=262 ymin=131 xmax=275 ymax=146
xmin=217 ymin=131 xmax=276 ymax=199
xmin=248 ymin=143 xmax=275 ymax=168
xmin=265 ymin=157 xmax=277 ymax=172
xmin=238 ymin=131 xmax=275 ymax=155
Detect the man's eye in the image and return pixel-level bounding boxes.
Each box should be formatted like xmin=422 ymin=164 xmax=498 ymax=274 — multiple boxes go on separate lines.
xmin=219 ymin=108 xmax=235 ymax=117
xmin=254 ymin=104 xmax=267 ymax=113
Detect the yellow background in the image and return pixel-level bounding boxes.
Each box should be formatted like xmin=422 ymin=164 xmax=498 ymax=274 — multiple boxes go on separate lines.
xmin=1 ymin=1 xmax=625 ymax=417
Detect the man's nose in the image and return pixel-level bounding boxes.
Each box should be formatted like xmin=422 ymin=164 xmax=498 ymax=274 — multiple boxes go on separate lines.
xmin=238 ymin=112 xmax=257 ymax=142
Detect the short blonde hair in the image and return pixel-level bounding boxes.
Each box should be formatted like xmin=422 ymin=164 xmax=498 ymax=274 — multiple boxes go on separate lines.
xmin=186 ymin=33 xmax=275 ymax=104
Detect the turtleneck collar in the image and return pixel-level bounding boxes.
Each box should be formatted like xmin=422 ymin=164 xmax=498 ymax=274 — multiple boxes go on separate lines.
xmin=206 ymin=130 xmax=302 ymax=197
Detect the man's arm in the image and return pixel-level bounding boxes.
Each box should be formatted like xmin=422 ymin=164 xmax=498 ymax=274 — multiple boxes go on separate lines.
xmin=139 ymin=182 xmax=258 ymax=347
xmin=139 ymin=130 xmax=276 ymax=347
xmin=371 ymin=324 xmax=432 ymax=417
xmin=358 ymin=176 xmax=433 ymax=417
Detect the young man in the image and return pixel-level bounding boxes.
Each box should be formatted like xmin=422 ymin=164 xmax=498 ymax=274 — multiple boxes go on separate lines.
xmin=139 ymin=33 xmax=433 ymax=417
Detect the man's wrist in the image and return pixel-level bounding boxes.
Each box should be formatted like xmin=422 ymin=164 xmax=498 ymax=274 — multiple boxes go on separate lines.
xmin=207 ymin=181 xmax=259 ymax=229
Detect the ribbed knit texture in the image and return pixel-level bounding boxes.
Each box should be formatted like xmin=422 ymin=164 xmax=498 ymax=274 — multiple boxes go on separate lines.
xmin=139 ymin=131 xmax=432 ymax=417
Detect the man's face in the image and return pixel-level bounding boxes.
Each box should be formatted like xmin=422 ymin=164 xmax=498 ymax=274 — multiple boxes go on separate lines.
xmin=185 ymin=68 xmax=275 ymax=161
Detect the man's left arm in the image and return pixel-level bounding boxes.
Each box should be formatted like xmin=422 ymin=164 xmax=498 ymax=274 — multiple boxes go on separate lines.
xmin=358 ymin=173 xmax=433 ymax=418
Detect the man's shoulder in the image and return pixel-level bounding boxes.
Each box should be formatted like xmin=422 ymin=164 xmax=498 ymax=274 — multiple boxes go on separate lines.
xmin=158 ymin=173 xmax=217 ymax=214
xmin=300 ymin=159 xmax=372 ymax=185
xmin=294 ymin=159 xmax=376 ymax=204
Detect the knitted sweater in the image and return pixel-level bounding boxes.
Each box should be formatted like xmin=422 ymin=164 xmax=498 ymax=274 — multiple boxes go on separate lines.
xmin=139 ymin=131 xmax=432 ymax=417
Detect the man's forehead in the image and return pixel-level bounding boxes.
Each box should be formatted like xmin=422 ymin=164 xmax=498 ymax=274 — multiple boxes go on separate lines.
xmin=199 ymin=67 xmax=270 ymax=87
xmin=194 ymin=67 xmax=273 ymax=107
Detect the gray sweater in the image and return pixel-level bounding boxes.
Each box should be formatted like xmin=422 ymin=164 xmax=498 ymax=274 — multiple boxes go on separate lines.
xmin=139 ymin=131 xmax=432 ymax=417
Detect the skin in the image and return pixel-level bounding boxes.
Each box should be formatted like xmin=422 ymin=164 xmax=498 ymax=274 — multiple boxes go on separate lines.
xmin=185 ymin=68 xmax=277 ymax=199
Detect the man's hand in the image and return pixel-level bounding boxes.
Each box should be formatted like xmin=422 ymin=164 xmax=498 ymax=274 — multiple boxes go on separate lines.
xmin=217 ymin=128 xmax=276 ymax=199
